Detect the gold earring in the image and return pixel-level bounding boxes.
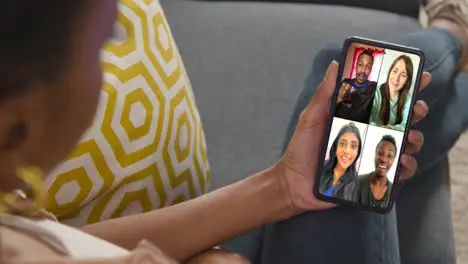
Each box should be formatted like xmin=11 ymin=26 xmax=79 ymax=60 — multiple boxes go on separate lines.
xmin=0 ymin=166 xmax=45 ymax=216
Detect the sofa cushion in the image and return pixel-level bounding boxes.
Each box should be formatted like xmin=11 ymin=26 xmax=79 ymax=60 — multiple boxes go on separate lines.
xmin=44 ymin=0 xmax=210 ymax=226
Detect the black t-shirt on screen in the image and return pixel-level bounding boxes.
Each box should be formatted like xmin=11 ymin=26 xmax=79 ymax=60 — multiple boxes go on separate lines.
xmin=335 ymin=78 xmax=377 ymax=123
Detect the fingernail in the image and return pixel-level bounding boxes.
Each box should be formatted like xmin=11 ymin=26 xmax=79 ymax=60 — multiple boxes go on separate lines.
xmin=411 ymin=130 xmax=423 ymax=141
xmin=138 ymin=239 xmax=158 ymax=251
xmin=323 ymin=60 xmax=338 ymax=80
xmin=416 ymin=100 xmax=428 ymax=114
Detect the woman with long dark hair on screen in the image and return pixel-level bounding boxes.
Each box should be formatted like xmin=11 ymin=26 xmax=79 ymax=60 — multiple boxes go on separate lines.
xmin=319 ymin=122 xmax=362 ymax=201
xmin=370 ymin=55 xmax=414 ymax=131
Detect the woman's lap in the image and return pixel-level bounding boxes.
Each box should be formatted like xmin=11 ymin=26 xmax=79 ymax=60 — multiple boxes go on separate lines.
xmin=222 ymin=28 xmax=468 ymax=264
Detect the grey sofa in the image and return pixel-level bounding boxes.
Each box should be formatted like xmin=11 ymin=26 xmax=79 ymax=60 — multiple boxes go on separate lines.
xmin=161 ymin=0 xmax=456 ymax=263
xmin=161 ymin=0 xmax=422 ymax=187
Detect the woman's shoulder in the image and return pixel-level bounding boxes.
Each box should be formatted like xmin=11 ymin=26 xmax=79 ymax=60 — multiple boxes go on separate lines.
xmin=0 ymin=213 xmax=129 ymax=260
xmin=36 ymin=218 xmax=129 ymax=259
xmin=0 ymin=225 xmax=61 ymax=261
xmin=0 ymin=214 xmax=69 ymax=260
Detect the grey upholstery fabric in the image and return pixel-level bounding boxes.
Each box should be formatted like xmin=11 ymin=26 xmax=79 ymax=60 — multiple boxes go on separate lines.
xmin=161 ymin=0 xmax=422 ymax=189
xmin=200 ymin=0 xmax=420 ymax=18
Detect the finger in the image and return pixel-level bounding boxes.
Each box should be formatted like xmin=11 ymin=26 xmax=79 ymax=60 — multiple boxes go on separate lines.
xmin=411 ymin=100 xmax=429 ymax=125
xmin=298 ymin=61 xmax=339 ymax=128
xmin=136 ymin=240 xmax=178 ymax=264
xmin=398 ymin=155 xmax=418 ymax=181
xmin=137 ymin=240 xmax=164 ymax=254
xmin=314 ymin=200 xmax=339 ymax=211
xmin=307 ymin=60 xmax=339 ymax=112
xmin=418 ymin=72 xmax=432 ymax=92
xmin=410 ymin=72 xmax=430 ymax=125
xmin=404 ymin=130 xmax=424 ymax=155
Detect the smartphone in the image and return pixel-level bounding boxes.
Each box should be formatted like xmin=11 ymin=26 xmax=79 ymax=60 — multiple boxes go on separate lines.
xmin=314 ymin=36 xmax=425 ymax=214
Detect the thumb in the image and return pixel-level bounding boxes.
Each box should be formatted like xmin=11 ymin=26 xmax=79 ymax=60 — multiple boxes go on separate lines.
xmin=301 ymin=61 xmax=339 ymax=125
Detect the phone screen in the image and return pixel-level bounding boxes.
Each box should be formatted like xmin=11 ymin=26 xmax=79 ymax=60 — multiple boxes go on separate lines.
xmin=318 ymin=40 xmax=422 ymax=212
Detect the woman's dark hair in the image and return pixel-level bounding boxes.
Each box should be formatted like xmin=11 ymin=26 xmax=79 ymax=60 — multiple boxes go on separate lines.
xmin=324 ymin=122 xmax=363 ymax=175
xmin=376 ymin=135 xmax=397 ymax=153
xmin=0 ymin=1 xmax=89 ymax=98
xmin=379 ymin=55 xmax=414 ymax=125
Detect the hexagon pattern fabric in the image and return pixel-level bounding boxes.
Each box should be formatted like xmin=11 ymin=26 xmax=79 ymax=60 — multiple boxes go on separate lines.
xmin=44 ymin=0 xmax=210 ymax=226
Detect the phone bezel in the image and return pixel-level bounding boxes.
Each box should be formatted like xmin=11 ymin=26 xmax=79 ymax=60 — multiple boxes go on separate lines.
xmin=313 ymin=36 xmax=426 ymax=214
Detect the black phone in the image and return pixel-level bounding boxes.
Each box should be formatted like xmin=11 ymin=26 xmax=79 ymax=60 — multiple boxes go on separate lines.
xmin=314 ymin=36 xmax=425 ymax=214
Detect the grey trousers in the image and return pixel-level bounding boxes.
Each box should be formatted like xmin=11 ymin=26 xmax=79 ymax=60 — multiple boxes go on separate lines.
xmin=222 ymin=28 xmax=468 ymax=264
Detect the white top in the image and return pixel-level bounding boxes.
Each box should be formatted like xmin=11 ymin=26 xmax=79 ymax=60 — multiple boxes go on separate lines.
xmin=0 ymin=214 xmax=129 ymax=260
xmin=35 ymin=219 xmax=129 ymax=259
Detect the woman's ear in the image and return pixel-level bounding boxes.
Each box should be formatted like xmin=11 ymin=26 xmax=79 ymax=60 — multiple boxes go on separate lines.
xmin=0 ymin=100 xmax=26 ymax=192
xmin=0 ymin=92 xmax=34 ymax=154
xmin=0 ymin=122 xmax=27 ymax=152
xmin=0 ymin=88 xmax=49 ymax=191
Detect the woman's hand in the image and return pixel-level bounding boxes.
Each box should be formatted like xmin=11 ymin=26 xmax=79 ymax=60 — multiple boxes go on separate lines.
xmin=274 ymin=61 xmax=431 ymax=213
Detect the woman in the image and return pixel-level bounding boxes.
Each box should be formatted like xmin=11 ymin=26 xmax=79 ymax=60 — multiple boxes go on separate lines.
xmin=370 ymin=55 xmax=414 ymax=131
xmin=0 ymin=0 xmax=428 ymax=263
xmin=354 ymin=135 xmax=397 ymax=208
xmin=320 ymin=123 xmax=362 ymax=201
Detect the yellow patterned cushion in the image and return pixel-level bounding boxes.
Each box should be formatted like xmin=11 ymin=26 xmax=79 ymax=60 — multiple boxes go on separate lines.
xmin=44 ymin=0 xmax=210 ymax=226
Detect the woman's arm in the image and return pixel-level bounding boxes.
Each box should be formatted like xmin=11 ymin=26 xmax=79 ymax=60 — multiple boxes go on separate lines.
xmin=81 ymin=168 xmax=292 ymax=263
